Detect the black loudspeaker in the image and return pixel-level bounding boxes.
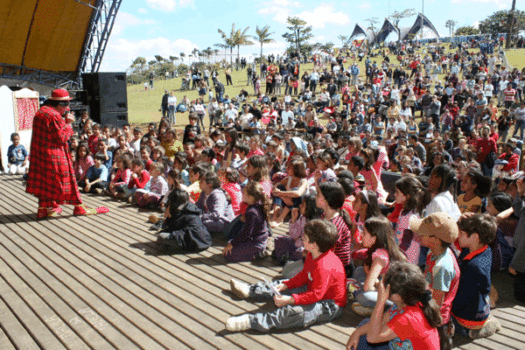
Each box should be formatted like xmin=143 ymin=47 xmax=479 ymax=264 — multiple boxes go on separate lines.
xmin=99 ymin=111 xmax=129 ymax=126
xmin=82 ymin=72 xmax=128 ymax=127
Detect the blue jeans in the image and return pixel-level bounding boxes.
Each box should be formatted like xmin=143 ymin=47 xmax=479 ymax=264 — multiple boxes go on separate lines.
xmin=273 ymin=185 xmax=302 ymax=209
xmin=355 ymin=319 xmax=389 ymax=350
xmin=513 ymin=120 xmax=525 ymax=139
xmin=246 ymin=280 xmax=343 ymax=332
xmin=353 ymin=266 xmax=393 ymax=309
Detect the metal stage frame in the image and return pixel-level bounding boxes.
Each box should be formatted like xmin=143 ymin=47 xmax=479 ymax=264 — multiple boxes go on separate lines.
xmin=0 ymin=0 xmax=122 ymax=89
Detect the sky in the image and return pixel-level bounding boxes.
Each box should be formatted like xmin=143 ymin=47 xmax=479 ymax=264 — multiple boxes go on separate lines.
xmin=99 ymin=0 xmax=517 ymax=72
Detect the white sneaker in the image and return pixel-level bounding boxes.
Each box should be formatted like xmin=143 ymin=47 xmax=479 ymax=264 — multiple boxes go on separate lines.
xmin=225 ymin=314 xmax=251 ymax=332
xmin=230 ymin=278 xmax=250 ymax=299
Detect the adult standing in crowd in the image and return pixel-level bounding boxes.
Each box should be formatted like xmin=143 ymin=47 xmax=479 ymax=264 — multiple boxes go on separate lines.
xmin=26 ymin=89 xmax=109 ymax=219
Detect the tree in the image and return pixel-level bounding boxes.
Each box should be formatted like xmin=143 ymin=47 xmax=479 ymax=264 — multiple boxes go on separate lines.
xmin=337 ymin=35 xmax=347 ymax=47
xmin=479 ymin=9 xmax=525 ymax=36
xmin=365 ymin=17 xmax=379 ymax=40
xmin=148 ymin=60 xmax=157 ymax=67
xmin=455 ymin=26 xmax=480 ymax=36
xmin=255 ymin=25 xmax=275 ymax=59
xmin=389 ymin=9 xmax=416 ymax=41
xmin=217 ymin=24 xmax=237 ymax=67
xmin=154 ymin=55 xmax=164 ymax=63
xmin=320 ymin=42 xmax=335 ymax=52
xmin=192 ymin=48 xmax=200 ymax=63
xmin=445 ymin=20 xmax=459 ymax=37
xmin=180 ymin=52 xmax=185 ymax=63
xmin=282 ymin=16 xmax=313 ymax=55
xmin=131 ymin=57 xmax=147 ymax=72
xmin=233 ymin=26 xmax=253 ymax=66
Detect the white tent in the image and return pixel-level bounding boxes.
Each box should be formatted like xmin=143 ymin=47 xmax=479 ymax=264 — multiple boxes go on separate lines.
xmin=0 ymin=86 xmax=39 ymax=172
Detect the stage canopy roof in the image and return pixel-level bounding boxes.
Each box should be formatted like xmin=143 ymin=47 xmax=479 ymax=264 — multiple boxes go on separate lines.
xmin=0 ymin=0 xmax=94 ymax=76
xmin=403 ymin=14 xmax=440 ymax=40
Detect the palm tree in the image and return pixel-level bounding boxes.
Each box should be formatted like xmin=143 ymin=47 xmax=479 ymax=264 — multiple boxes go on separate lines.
xmin=337 ymin=35 xmax=347 ymax=48
xmin=180 ymin=52 xmax=185 ymax=64
xmin=192 ymin=48 xmax=200 ymax=63
xmin=233 ymin=26 xmax=253 ymax=68
xmin=213 ymin=49 xmax=220 ymax=63
xmin=216 ymin=24 xmax=236 ymax=67
xmin=254 ymin=25 xmax=275 ymax=61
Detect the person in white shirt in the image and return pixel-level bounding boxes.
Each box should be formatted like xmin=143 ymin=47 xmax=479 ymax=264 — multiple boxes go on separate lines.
xmin=168 ymin=92 xmax=177 ymax=124
xmin=281 ymin=104 xmax=294 ymax=126
xmin=224 ymin=104 xmax=238 ymax=123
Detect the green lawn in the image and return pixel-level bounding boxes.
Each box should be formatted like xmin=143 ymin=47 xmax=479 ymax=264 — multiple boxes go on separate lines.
xmin=505 ymin=49 xmax=525 ymax=70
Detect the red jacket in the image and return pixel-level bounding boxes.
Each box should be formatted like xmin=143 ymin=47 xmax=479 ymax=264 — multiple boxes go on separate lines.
xmin=128 ymin=170 xmax=150 ymax=189
xmin=499 ymin=152 xmax=519 ymax=172
xmin=26 ymin=106 xmax=80 ymax=203
xmin=476 ymin=138 xmax=497 ymax=163
xmin=284 ymin=250 xmax=347 ymax=307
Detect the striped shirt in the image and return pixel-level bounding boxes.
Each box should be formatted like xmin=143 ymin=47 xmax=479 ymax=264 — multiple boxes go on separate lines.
xmin=331 ymin=215 xmax=352 ymax=267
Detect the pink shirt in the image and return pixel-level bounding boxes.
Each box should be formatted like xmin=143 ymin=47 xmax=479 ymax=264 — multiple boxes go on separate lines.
xmin=223 ymin=182 xmax=242 ymax=216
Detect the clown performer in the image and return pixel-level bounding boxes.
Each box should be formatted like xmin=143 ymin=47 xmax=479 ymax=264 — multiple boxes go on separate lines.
xmin=26 ymin=89 xmax=109 ymax=219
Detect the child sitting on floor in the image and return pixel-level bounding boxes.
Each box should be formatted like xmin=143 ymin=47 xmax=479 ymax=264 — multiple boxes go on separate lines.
xmin=272 ymin=193 xmax=321 ymax=265
xmin=452 ymin=214 xmax=501 ymax=340
xmin=135 ymin=162 xmax=168 ymax=207
xmin=156 ymin=189 xmax=212 ymax=252
xmin=83 ymin=153 xmax=108 ymax=193
xmin=411 ymin=212 xmax=460 ymax=350
xmin=222 ymin=181 xmax=270 ymax=262
xmin=7 ymin=132 xmax=28 ymax=175
xmin=347 ymin=262 xmax=440 ymax=350
xmin=124 ymin=159 xmax=150 ymax=200
xmin=108 ymin=154 xmax=132 ymax=198
xmin=226 ymin=219 xmax=347 ymax=332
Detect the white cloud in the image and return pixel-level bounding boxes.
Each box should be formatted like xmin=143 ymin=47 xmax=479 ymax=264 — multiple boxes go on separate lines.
xmin=258 ymin=0 xmax=302 ymax=24
xmin=179 ymin=0 xmax=195 ymax=8
xmin=298 ymin=4 xmax=351 ymax=29
xmin=146 ymin=0 xmax=177 ymax=12
xmin=138 ymin=8 xmax=148 ymax=14
xmin=100 ymin=37 xmax=199 ymax=72
xmin=473 ymin=21 xmax=480 ymax=29
xmin=360 ymin=3 xmax=371 ymax=9
xmin=112 ymin=12 xmax=157 ymax=36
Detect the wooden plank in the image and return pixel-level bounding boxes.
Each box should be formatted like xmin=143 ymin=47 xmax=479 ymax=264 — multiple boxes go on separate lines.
xmin=3 ymin=176 xmax=525 ymax=350
xmin=0 ymin=325 xmax=16 ymax=350
xmin=0 ymin=200 xmax=203 ymax=350
xmin=0 ymin=292 xmax=40 ymax=350
xmin=0 ymin=275 xmax=67 ymax=350
xmin=0 ymin=181 xmax=271 ymax=350
xmin=0 ymin=206 xmax=166 ymax=349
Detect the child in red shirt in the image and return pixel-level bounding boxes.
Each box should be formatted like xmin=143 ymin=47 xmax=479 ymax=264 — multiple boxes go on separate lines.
xmin=124 ymin=159 xmax=150 ymax=200
xmin=347 ymin=262 xmax=441 ymax=350
xmin=225 ymin=220 xmax=347 ymax=332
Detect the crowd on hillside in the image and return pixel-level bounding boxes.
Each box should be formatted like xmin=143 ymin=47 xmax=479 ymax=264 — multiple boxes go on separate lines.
xmin=4 ymin=38 xmax=525 ymax=349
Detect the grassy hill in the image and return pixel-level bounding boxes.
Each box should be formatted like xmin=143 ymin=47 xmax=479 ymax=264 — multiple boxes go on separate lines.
xmin=127 ymin=45 xmax=524 ymax=129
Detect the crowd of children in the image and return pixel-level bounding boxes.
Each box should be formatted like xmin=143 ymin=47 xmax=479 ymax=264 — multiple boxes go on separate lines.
xmin=4 ymin=39 xmax=525 ymax=348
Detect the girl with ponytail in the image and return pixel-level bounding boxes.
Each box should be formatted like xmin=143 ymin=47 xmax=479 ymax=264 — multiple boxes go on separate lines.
xmin=222 ymin=181 xmax=270 ymax=262
xmin=316 ymin=182 xmax=357 ymax=277
xmin=346 ymin=262 xmax=441 ymax=350
xmin=394 ymin=176 xmax=429 ymax=264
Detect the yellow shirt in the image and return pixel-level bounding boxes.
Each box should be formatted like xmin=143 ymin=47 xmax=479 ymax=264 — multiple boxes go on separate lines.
xmin=457 ymin=194 xmax=482 ymax=214
xmin=162 ymin=140 xmax=183 ymax=159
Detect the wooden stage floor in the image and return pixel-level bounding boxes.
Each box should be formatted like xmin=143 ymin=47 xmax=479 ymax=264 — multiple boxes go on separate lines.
xmin=0 ymin=175 xmax=524 ymax=350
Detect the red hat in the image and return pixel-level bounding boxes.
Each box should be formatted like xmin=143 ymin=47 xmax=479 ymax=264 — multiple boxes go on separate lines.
xmin=49 ymin=89 xmax=73 ymax=101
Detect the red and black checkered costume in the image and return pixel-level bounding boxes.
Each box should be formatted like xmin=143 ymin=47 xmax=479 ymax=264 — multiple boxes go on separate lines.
xmin=26 ymin=105 xmax=82 ymax=206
